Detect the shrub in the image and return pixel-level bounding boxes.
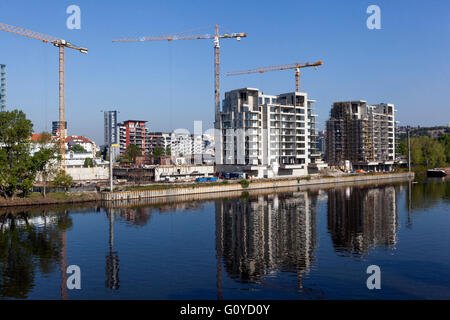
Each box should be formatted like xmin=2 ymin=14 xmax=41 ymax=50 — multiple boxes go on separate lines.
xmin=239 ymin=179 xmax=250 ymax=189
xmin=52 ymin=170 xmax=73 ymax=191
xmin=83 ymin=158 xmax=94 ymax=168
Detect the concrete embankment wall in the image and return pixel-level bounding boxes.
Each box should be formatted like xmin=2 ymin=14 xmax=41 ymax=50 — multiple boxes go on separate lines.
xmin=101 ymin=172 xmax=414 ymax=202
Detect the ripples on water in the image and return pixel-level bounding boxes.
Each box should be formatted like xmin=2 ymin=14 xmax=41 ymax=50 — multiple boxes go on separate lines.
xmin=0 ymin=180 xmax=449 ymax=299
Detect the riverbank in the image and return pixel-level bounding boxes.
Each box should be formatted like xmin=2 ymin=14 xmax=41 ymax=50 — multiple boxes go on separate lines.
xmin=102 ymin=172 xmax=415 ymax=201
xmin=102 ymin=177 xmax=413 ymax=209
xmin=0 ymin=192 xmax=100 ymax=208
xmin=0 ymin=172 xmax=415 ymax=207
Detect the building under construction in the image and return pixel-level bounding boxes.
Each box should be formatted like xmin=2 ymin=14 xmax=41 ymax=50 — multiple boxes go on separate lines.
xmin=325 ymin=100 xmax=396 ymax=171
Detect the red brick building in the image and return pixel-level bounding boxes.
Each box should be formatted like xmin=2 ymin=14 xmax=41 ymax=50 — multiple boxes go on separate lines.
xmin=119 ymin=120 xmax=148 ymax=155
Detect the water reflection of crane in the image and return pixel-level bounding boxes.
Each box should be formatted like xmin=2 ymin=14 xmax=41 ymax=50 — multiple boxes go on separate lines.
xmin=60 ymin=210 xmax=68 ymax=300
xmin=106 ymin=209 xmax=120 ymax=290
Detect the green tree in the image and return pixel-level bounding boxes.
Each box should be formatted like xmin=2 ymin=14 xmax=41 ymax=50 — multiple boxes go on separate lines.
xmin=0 ymin=110 xmax=35 ymax=200
xmin=151 ymin=146 xmax=165 ymax=157
xmin=166 ymin=147 xmax=171 ymax=156
xmin=83 ymin=158 xmax=94 ymax=168
xmin=397 ymin=138 xmax=407 ymax=156
xmin=437 ymin=134 xmax=450 ymax=163
xmin=423 ymin=139 xmax=446 ymax=168
xmin=121 ymin=144 xmax=141 ymax=164
xmin=405 ymin=135 xmax=448 ymax=169
xmin=71 ymin=144 xmax=87 ymax=153
xmin=410 ymin=136 xmax=425 ymax=166
xmin=52 ymin=170 xmax=73 ymax=191
xmin=32 ymin=132 xmax=59 ymax=197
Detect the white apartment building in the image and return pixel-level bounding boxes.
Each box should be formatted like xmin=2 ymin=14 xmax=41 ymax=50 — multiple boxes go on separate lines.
xmin=66 ymin=135 xmax=98 ymax=158
xmin=216 ymin=88 xmax=320 ymax=178
xmin=170 ymin=131 xmax=213 ymax=156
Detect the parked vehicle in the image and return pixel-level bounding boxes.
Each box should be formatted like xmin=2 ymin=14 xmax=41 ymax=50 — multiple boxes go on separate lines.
xmin=195 ymin=177 xmax=218 ymax=183
xmin=427 ymin=169 xmax=447 ymax=177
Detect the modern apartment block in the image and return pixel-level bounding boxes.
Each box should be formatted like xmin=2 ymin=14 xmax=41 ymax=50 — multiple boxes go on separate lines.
xmin=325 ymin=101 xmax=396 ymax=171
xmin=0 ymin=64 xmax=6 ymax=111
xmin=216 ymin=88 xmax=320 ymax=178
xmin=118 ymin=120 xmax=148 ymax=155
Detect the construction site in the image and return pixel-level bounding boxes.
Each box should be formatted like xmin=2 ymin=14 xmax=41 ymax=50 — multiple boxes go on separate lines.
xmin=0 ymin=20 xmax=402 ymax=193
xmin=325 ymin=101 xmax=397 ymax=172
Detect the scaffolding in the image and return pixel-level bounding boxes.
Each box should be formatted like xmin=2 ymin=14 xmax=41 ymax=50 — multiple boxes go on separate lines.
xmin=326 ymin=101 xmax=390 ymax=167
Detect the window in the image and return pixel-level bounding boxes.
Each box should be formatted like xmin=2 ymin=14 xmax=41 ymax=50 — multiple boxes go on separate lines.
xmin=240 ymin=92 xmax=247 ymax=101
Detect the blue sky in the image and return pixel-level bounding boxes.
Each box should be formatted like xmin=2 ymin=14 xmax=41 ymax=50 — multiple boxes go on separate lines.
xmin=1 ymin=0 xmax=449 ymax=144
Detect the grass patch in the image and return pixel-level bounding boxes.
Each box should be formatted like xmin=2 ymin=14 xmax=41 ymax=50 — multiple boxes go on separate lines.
xmin=297 ymin=175 xmax=312 ymax=182
xmin=28 ymin=192 xmax=43 ymax=198
xmin=51 ymin=192 xmax=71 ymax=200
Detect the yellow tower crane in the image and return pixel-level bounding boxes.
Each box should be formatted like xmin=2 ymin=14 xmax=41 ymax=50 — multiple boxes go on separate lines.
xmin=113 ymin=25 xmax=246 ymax=128
xmin=0 ymin=22 xmax=88 ymax=170
xmin=227 ymin=60 xmax=323 ymax=92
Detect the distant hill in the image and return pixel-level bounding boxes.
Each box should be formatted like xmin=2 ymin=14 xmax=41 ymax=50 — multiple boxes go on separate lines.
xmin=397 ymin=126 xmax=449 ymax=140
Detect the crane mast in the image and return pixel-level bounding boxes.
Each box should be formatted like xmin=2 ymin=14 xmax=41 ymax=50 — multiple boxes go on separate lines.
xmin=214 ymin=25 xmax=220 ymax=127
xmin=0 ymin=22 xmax=88 ymax=170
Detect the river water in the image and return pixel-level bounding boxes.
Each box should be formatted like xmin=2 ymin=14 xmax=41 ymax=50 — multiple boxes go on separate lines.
xmin=0 ymin=179 xmax=449 ymax=300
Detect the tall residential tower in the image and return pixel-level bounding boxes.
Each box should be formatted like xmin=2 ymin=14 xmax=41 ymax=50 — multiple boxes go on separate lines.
xmin=216 ymin=88 xmax=320 ymax=178
xmin=104 ymin=111 xmax=120 ymax=161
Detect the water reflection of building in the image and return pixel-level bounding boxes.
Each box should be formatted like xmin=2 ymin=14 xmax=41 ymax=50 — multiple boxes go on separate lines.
xmin=106 ymin=209 xmax=119 ymax=290
xmin=327 ymin=185 xmax=398 ymax=254
xmin=111 ymin=207 xmax=152 ymax=226
xmin=215 ymin=191 xmax=318 ymax=295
